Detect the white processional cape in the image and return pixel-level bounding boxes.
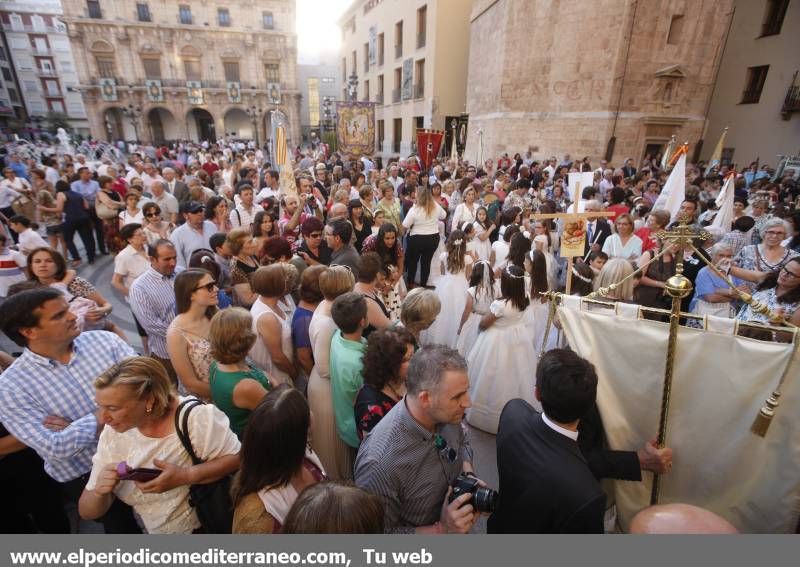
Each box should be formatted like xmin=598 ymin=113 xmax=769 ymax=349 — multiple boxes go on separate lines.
xmin=557 ymin=296 xmax=800 ymax=533
xmin=651 ymin=153 xmax=686 ymax=221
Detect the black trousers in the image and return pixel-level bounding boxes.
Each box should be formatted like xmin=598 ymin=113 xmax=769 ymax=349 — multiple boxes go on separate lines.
xmin=61 ymin=472 xmax=141 ymax=534
xmin=88 ymin=205 xmax=108 ymax=254
xmin=62 ymin=218 xmax=96 ymax=263
xmin=0 ymin=447 xmax=70 ymax=533
xmin=405 ymin=233 xmax=440 ymax=287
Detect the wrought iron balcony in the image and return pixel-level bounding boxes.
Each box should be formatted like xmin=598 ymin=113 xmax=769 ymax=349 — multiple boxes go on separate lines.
xmin=392 ymin=88 xmax=401 ymax=103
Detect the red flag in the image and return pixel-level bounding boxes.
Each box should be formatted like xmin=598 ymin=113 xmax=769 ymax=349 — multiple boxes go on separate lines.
xmin=416 ymin=129 xmax=444 ymax=171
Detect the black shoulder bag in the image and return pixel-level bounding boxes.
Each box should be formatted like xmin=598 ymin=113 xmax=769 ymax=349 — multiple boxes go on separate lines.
xmin=174 ymin=398 xmax=234 ymax=534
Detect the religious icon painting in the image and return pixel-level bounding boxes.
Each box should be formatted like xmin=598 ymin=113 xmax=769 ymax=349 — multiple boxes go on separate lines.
xmin=99 ymin=78 xmax=117 ymax=102
xmin=145 ymin=79 xmax=163 ymax=103
xmin=186 ymin=81 xmax=203 ymax=105
xmin=227 ymin=81 xmax=241 ymax=103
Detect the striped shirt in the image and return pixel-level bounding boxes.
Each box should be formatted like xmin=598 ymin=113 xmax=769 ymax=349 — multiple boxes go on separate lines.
xmin=0 ymin=331 xmax=136 ymax=482
xmin=354 ymin=398 xmax=471 ymax=533
xmin=129 ymin=266 xmax=179 ymax=358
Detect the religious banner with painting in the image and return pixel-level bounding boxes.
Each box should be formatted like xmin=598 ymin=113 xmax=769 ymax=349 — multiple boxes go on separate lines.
xmin=336 ymin=101 xmax=375 ymax=157
xmin=368 ymin=26 xmax=377 ymax=65
xmin=402 ymin=58 xmax=413 ymax=100
xmin=186 ymin=81 xmax=203 ymax=105
xmin=227 ymin=81 xmax=241 ymax=103
xmin=145 ymin=79 xmax=163 ymax=103
xmin=267 ymin=83 xmax=281 ymax=105
xmin=99 ymin=78 xmax=117 ymax=102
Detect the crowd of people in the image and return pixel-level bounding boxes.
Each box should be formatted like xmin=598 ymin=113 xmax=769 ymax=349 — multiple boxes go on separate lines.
xmin=0 ymin=138 xmax=798 ymax=534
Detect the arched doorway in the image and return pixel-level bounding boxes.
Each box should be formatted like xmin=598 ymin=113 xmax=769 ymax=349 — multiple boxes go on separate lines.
xmin=147 ymin=107 xmax=179 ymax=143
xmin=187 ymin=108 xmax=216 ymax=142
xmin=223 ymin=108 xmax=252 ymax=139
xmin=103 ymin=107 xmax=134 ymax=141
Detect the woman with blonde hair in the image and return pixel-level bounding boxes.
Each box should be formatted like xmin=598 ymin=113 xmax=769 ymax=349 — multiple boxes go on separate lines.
xmin=402 ymin=186 xmax=446 ymax=287
xmin=307 ymin=265 xmax=355 ymax=480
xmin=78 ymin=356 xmax=240 ymax=534
xmin=594 ymin=258 xmax=636 ymax=302
xmin=399 ymin=287 xmax=441 ymax=349
xmin=209 ymin=307 xmax=272 ymax=438
xmin=602 ymin=213 xmax=643 ymax=260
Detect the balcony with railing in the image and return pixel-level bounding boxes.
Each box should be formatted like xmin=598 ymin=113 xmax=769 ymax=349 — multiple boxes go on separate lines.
xmin=414 ymin=83 xmax=424 ymax=99
xmin=395 ymin=44 xmax=402 ymax=59
xmin=781 ymin=72 xmax=800 ymax=120
xmin=1 ymin=23 xmax=64 ymax=34
xmin=36 ymin=68 xmax=58 ymax=77
xmin=417 ymin=31 xmax=426 ymax=49
xmin=375 ymin=93 xmax=384 ymax=105
xmin=392 ymin=88 xmax=401 ymax=103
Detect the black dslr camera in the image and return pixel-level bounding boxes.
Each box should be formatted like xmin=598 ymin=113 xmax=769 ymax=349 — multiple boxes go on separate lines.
xmin=448 ymin=473 xmax=498 ymax=513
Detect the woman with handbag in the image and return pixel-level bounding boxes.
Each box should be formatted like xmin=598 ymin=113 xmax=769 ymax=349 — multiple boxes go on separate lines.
xmin=79 ymin=356 xmax=241 ymax=534
xmin=231 ymin=385 xmax=326 ymax=533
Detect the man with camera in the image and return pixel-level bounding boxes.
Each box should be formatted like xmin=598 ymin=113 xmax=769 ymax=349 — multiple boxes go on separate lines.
xmin=355 ymin=346 xmax=494 ymax=534
xmin=489 ymin=349 xmax=606 ymax=534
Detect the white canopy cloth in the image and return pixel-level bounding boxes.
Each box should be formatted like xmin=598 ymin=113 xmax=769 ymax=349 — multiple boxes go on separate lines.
xmin=557 ymin=299 xmax=800 ymax=533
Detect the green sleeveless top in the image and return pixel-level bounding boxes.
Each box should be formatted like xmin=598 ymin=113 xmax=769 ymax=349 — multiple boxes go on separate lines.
xmin=209 ymin=361 xmax=271 ymax=438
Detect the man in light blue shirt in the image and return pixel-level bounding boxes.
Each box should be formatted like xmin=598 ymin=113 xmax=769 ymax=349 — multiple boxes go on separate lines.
xmin=70 ymin=166 xmax=106 ymax=254
xmin=0 ymin=287 xmax=140 ymax=532
xmin=169 ymin=201 xmax=217 ymax=268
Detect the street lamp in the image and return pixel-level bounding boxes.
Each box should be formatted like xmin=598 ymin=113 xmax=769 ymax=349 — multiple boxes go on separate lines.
xmin=245 ymin=105 xmax=264 ymax=147
xmin=348 ymin=71 xmax=358 ymax=102
xmin=121 ymin=103 xmax=142 ymax=141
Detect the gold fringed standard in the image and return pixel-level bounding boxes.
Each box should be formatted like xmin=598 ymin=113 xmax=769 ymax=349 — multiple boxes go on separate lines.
xmin=750 ymin=333 xmax=799 ymax=437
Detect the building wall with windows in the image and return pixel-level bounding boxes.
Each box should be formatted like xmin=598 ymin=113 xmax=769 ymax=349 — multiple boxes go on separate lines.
xmin=60 ymin=0 xmax=301 ymax=145
xmin=704 ymin=0 xmax=800 ymax=166
xmin=338 ymin=0 xmax=471 ymax=159
xmin=0 ymin=0 xmax=89 ymax=135
xmin=464 ymin=0 xmax=735 ymax=167
xmin=297 ymin=53 xmax=340 ymax=144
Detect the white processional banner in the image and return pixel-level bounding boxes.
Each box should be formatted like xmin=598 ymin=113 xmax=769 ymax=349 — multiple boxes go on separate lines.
xmin=557 ymin=301 xmax=800 ymax=533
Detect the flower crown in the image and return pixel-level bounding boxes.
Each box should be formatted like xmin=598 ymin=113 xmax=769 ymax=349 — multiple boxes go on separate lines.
xmin=571 ymin=266 xmax=592 ymax=283
xmin=504 ymin=265 xmax=526 ymax=279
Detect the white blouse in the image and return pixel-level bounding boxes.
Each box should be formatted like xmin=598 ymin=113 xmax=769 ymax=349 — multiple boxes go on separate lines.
xmin=86 ymin=399 xmax=240 ymax=534
xmin=402 ymin=203 xmax=446 ymax=236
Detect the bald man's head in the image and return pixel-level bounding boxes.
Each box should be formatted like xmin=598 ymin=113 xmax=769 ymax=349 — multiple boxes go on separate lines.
xmin=629 ymin=504 xmax=738 ymax=534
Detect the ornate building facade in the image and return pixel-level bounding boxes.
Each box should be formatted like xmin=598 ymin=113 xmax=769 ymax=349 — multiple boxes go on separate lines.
xmin=464 ymin=0 xmax=735 ymax=165
xmin=60 ymin=0 xmax=301 ymax=145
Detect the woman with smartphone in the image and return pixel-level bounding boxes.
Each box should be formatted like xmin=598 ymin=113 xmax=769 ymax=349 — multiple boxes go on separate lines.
xmin=78 ymin=357 xmax=241 ymax=534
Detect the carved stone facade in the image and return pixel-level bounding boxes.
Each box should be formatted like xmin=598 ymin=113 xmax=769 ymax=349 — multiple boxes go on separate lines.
xmin=60 ymin=0 xmax=301 ymax=145
xmin=464 ymin=0 xmax=735 ymax=165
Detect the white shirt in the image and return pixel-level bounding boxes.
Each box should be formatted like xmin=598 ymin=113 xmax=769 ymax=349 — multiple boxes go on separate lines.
xmin=141 ymin=172 xmax=165 ymax=192
xmin=113 ymin=245 xmax=150 ymax=294
xmin=402 ymin=203 xmax=447 ymax=236
xmin=542 ymin=413 xmax=579 ymax=441
xmin=230 ymin=204 xmax=257 ymax=231
xmin=85 ymin=399 xmax=240 ymax=534
xmin=254 ymin=186 xmax=280 ymax=204
xmin=17 ymin=228 xmax=48 ymax=255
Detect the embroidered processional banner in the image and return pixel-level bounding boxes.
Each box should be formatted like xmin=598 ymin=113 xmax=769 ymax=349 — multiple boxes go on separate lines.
xmin=336 ymin=101 xmax=375 ymax=157
xmin=557 ymin=299 xmax=800 ymax=533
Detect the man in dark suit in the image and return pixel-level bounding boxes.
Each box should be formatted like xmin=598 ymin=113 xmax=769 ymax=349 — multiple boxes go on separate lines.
xmin=163 ymin=167 xmax=190 ymax=204
xmin=584 ymin=200 xmax=613 ymax=256
xmin=488 ymin=349 xmax=606 ymax=534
